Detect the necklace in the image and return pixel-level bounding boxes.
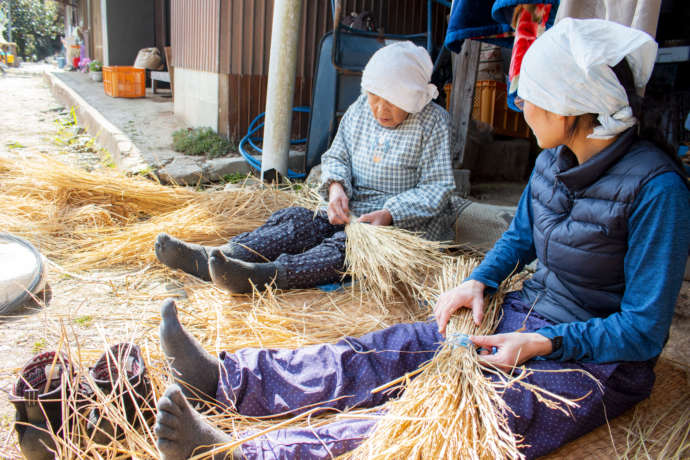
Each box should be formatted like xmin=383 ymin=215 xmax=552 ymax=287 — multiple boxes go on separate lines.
xmin=372 ymin=133 xmax=388 ymax=164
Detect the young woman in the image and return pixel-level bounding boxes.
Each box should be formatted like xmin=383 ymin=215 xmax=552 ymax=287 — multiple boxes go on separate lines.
xmin=154 ymin=41 xmax=460 ymax=293
xmin=152 ymin=19 xmax=690 ymax=460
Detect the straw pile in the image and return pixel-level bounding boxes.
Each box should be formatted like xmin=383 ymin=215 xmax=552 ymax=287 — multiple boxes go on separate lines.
xmin=168 ymin=282 xmax=429 ymax=354
xmin=0 ymin=155 xmax=311 ymax=270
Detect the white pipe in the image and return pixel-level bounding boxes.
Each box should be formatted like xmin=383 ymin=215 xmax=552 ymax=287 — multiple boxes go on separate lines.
xmin=101 ymin=0 xmax=109 ymax=65
xmin=261 ymin=0 xmax=303 ymax=181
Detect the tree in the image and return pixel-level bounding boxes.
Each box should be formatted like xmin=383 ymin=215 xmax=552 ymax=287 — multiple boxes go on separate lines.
xmin=0 ymin=0 xmax=62 ymax=60
xmin=0 ymin=9 xmax=8 ymax=41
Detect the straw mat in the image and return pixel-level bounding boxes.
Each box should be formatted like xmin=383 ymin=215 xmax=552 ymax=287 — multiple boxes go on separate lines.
xmin=543 ymin=359 xmax=689 ymax=459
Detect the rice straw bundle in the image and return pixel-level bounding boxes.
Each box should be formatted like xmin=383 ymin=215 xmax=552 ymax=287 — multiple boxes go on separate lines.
xmin=344 ymin=221 xmax=449 ymax=306
xmin=347 ymin=255 xmax=524 ymax=459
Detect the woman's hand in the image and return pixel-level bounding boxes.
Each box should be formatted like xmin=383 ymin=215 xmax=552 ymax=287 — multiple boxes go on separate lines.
xmin=327 ymin=182 xmax=350 ymax=225
xmin=470 ymin=333 xmax=553 ymax=370
xmin=433 ymin=280 xmax=486 ymax=335
xmin=358 ymin=209 xmax=393 ymax=226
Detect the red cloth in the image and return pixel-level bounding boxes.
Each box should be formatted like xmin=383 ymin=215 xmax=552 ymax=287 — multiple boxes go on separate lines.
xmin=508 ymin=4 xmax=552 ymax=99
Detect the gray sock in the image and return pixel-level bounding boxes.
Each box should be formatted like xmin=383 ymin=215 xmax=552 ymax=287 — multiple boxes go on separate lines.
xmin=155 ymin=233 xmax=212 ymax=281
xmin=208 ymin=249 xmax=279 ymax=293
xmin=155 ymin=384 xmax=241 ymax=460
xmin=160 ymin=299 xmax=220 ymax=399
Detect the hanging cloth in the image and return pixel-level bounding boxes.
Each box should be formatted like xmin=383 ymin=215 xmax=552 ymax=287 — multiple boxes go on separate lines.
xmin=444 ymin=0 xmax=559 ymax=50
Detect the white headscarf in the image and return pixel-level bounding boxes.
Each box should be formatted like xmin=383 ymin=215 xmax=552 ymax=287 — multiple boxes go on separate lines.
xmin=361 ymin=41 xmax=439 ymax=114
xmin=518 ymin=18 xmax=658 ymax=139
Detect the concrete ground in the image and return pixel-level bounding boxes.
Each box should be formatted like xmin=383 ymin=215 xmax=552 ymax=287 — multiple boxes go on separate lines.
xmin=45 ymin=68 xmax=304 ymax=184
xmin=51 ymin=69 xmax=183 ymax=171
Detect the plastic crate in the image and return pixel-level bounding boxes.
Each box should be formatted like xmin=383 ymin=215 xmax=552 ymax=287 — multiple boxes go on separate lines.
xmin=472 ymin=80 xmax=530 ymax=139
xmin=102 ymin=66 xmax=146 ymax=98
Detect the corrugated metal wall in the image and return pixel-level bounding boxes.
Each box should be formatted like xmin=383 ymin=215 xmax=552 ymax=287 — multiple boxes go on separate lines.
xmin=219 ymin=1 xmax=332 ymax=78
xmin=218 ymin=0 xmax=332 ymax=140
xmin=171 ymin=0 xmax=220 ymax=73
xmin=172 ymin=0 xmax=449 ymax=139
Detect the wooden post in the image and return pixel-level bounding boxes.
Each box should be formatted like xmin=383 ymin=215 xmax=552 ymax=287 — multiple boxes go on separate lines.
xmin=449 ymin=39 xmax=480 ymax=167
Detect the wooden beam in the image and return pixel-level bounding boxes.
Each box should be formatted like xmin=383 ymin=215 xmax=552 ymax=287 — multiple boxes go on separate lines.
xmin=154 ymin=0 xmax=167 ymax=54
xmin=449 ymin=39 xmax=480 ymax=167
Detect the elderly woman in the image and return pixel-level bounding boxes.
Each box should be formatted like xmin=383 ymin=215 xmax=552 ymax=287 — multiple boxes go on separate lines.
xmin=154 ymin=41 xmax=459 ymax=293
xmin=152 ymin=19 xmax=689 ymax=460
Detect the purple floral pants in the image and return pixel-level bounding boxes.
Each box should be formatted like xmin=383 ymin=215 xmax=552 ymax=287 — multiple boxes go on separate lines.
xmin=215 ymin=296 xmax=655 ymax=459
xmin=229 ymin=206 xmax=345 ymax=289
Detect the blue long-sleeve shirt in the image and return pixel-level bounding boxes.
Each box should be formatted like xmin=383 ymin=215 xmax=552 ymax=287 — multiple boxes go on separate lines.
xmin=468 ymin=172 xmax=690 ymax=363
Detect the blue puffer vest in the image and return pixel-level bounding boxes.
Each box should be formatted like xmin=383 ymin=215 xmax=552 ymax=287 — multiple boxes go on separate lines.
xmin=521 ymin=129 xmax=687 ymax=324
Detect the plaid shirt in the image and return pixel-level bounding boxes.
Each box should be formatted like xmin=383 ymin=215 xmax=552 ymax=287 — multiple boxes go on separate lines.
xmin=319 ymin=94 xmax=462 ymax=241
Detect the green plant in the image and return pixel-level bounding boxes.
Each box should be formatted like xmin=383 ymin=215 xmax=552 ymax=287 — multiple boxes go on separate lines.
xmin=32 ymin=338 xmax=47 ymax=353
xmin=172 ymin=127 xmax=235 ymax=159
xmin=89 ymin=60 xmax=102 ymax=72
xmin=52 ymin=107 xmax=80 ymax=146
xmin=1 ymin=0 xmax=62 ymax=60
xmin=137 ymin=166 xmax=155 ymax=177
xmin=101 ymin=151 xmax=115 ymax=168
xmin=74 ymin=315 xmax=93 ymax=326
xmin=223 ymin=172 xmax=250 ymax=184
xmin=6 ymin=141 xmax=25 ymax=149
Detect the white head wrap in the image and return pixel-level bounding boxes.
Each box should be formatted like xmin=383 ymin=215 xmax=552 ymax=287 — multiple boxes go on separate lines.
xmin=518 ymin=18 xmax=658 ymax=139
xmin=361 ymin=41 xmax=439 ymax=114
